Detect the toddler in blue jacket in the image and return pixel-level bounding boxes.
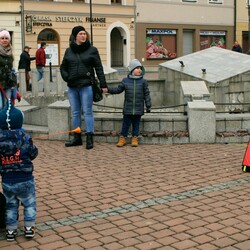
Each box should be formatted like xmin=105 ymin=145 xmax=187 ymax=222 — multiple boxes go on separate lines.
xmin=0 ymin=99 xmax=38 ymax=241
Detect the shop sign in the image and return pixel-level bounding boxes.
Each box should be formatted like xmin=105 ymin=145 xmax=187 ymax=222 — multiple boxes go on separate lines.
xmin=32 ymin=16 xmax=52 ymax=27
xmin=56 ymin=16 xmax=83 ymax=22
xmin=26 ymin=15 xmax=32 ymax=32
xmin=200 ymin=31 xmax=226 ymax=36
xmin=29 ymin=15 xmax=106 ymax=28
xmin=146 ymin=29 xmax=176 ymax=35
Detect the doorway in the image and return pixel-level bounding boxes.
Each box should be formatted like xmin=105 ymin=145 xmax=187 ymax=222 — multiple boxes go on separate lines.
xmin=111 ymin=28 xmax=123 ymax=67
xmin=183 ymin=30 xmax=194 ymax=56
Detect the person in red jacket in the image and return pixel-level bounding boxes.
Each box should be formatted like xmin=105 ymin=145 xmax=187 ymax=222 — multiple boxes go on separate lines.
xmin=35 ymin=42 xmax=46 ymax=81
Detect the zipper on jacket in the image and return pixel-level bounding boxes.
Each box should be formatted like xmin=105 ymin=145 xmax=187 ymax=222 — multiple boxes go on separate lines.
xmin=133 ymin=79 xmax=136 ymax=115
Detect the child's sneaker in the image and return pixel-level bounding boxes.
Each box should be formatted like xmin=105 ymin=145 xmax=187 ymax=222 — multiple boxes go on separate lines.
xmin=6 ymin=229 xmax=17 ymax=241
xmin=24 ymin=226 xmax=35 ymax=238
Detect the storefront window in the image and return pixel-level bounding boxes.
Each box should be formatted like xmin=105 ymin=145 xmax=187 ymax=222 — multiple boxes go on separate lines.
xmin=111 ymin=0 xmax=121 ymax=4
xmin=38 ymin=28 xmax=58 ymax=42
xmin=37 ymin=29 xmax=59 ymax=66
xmin=146 ymin=29 xmax=177 ymax=60
xmin=200 ymin=31 xmax=226 ymax=50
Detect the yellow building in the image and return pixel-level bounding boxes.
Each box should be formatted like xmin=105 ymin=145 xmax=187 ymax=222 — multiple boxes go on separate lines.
xmin=0 ymin=0 xmax=22 ymax=70
xmin=24 ymin=0 xmax=135 ymax=69
xmin=235 ymin=1 xmax=249 ymax=53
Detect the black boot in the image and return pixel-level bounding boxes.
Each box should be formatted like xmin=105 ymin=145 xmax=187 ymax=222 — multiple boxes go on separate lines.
xmin=65 ymin=133 xmax=82 ymax=147
xmin=86 ymin=133 xmax=93 ymax=150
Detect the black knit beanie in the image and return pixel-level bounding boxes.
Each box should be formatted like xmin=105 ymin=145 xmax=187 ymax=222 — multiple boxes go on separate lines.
xmin=71 ymin=26 xmax=85 ymax=39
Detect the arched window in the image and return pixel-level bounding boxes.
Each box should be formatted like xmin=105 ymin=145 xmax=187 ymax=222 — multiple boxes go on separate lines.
xmin=37 ymin=28 xmax=58 ymax=42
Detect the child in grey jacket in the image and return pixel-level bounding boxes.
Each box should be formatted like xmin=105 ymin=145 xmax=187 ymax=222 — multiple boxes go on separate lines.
xmin=103 ymin=59 xmax=151 ymax=147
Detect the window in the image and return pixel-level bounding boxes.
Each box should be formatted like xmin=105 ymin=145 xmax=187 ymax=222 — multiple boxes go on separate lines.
xmin=38 ymin=29 xmax=58 ymax=41
xmin=111 ymin=0 xmax=121 ymax=4
xmin=208 ymin=0 xmax=223 ymax=4
xmin=146 ymin=29 xmax=177 ymax=60
xmin=200 ymin=30 xmax=226 ymax=50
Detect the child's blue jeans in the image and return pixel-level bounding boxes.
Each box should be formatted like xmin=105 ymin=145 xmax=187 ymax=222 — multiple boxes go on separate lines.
xmin=121 ymin=114 xmax=141 ymax=137
xmin=2 ymin=179 xmax=36 ymax=230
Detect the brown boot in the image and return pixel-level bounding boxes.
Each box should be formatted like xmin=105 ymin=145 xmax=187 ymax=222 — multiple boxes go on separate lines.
xmin=131 ymin=136 xmax=138 ymax=147
xmin=116 ymin=136 xmax=126 ymax=147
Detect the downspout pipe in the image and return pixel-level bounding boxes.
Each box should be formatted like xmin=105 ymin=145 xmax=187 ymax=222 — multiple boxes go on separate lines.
xmin=234 ymin=0 xmax=236 ymax=41
xmin=21 ymin=0 xmax=25 ymax=49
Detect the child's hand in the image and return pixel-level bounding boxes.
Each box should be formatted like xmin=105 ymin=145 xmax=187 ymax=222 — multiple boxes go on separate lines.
xmin=102 ymin=88 xmax=108 ymax=93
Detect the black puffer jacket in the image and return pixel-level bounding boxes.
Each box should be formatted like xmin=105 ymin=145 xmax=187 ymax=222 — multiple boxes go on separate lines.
xmin=108 ymin=75 xmax=151 ymax=116
xmin=0 ymin=54 xmax=13 ymax=88
xmin=60 ymin=40 xmax=107 ymax=88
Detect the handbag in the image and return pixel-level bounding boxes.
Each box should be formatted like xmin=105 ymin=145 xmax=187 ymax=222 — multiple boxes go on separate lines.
xmin=7 ymin=71 xmax=17 ymax=87
xmin=92 ymin=78 xmax=103 ymax=102
xmin=75 ymin=52 xmax=103 ymax=102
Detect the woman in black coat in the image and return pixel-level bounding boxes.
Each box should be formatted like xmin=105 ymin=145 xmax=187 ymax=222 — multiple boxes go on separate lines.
xmin=60 ymin=26 xmax=107 ymax=149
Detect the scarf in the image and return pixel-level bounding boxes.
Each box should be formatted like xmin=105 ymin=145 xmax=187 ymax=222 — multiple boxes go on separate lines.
xmin=0 ymin=44 xmax=13 ymax=57
xmin=70 ymin=40 xmax=91 ymax=53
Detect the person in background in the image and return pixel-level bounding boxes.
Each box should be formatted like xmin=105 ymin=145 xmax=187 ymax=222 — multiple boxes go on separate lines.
xmin=0 ymin=29 xmax=16 ymax=110
xmin=232 ymin=40 xmax=243 ymax=53
xmin=0 ymin=99 xmax=38 ymax=241
xmin=60 ymin=26 xmax=107 ymax=150
xmin=102 ymin=59 xmax=151 ymax=147
xmin=35 ymin=42 xmax=46 ymax=81
xmin=18 ymin=45 xmax=36 ymax=91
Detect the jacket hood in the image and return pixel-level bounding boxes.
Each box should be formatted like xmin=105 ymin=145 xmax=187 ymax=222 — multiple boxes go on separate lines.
xmin=128 ymin=59 xmax=145 ymax=76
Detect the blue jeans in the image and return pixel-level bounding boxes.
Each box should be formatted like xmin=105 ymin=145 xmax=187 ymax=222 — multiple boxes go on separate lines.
xmin=68 ymin=85 xmax=94 ymax=133
xmin=37 ymin=66 xmax=44 ymax=81
xmin=0 ymin=88 xmax=12 ymax=110
xmin=2 ymin=179 xmax=36 ymax=230
xmin=121 ymin=115 xmax=141 ymax=137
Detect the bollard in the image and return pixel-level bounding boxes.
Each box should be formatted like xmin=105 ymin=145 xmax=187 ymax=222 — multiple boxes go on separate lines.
xmin=49 ymin=62 xmax=53 ymax=82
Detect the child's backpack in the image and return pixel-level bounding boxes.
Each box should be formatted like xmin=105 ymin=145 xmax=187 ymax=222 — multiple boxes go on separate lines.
xmin=0 ymin=192 xmax=6 ymax=228
xmin=242 ymin=140 xmax=250 ymax=172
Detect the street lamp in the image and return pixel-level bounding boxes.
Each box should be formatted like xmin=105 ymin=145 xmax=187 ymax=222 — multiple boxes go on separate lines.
xmin=21 ymin=0 xmax=25 ymax=48
xmin=90 ymin=0 xmax=93 ymax=45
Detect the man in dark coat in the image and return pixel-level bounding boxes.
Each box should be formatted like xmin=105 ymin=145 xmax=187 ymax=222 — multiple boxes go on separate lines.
xmin=18 ymin=46 xmax=36 ymax=91
xmin=232 ymin=41 xmax=243 ymax=53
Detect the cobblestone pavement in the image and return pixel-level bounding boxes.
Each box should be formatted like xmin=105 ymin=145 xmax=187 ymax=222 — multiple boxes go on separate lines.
xmin=1 ymin=140 xmax=250 ymax=250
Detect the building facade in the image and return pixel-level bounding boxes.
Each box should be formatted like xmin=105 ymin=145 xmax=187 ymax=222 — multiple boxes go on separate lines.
xmin=1 ymin=0 xmax=245 ymax=72
xmin=136 ymin=0 xmax=235 ymax=69
xmin=0 ymin=0 xmax=22 ymax=70
xmin=235 ymin=1 xmax=249 ymax=53
xmin=24 ymin=0 xmax=135 ymax=69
